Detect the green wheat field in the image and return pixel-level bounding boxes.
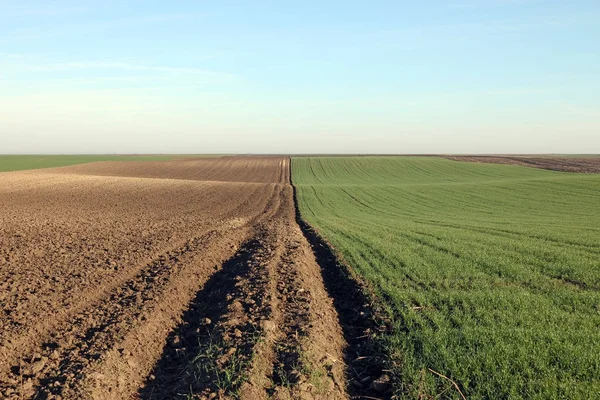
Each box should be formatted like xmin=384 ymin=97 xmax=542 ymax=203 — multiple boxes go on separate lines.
xmin=292 ymin=156 xmax=600 ymax=399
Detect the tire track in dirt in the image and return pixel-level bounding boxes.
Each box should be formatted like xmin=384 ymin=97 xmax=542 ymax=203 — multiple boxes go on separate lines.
xmin=138 ymin=235 xmax=276 ymax=399
xmin=137 ymin=156 xmax=390 ymax=400
xmin=139 ymin=160 xmax=350 ymax=400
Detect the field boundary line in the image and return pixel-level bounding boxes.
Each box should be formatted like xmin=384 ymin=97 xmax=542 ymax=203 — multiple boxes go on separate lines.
xmin=288 ymin=157 xmax=398 ymax=399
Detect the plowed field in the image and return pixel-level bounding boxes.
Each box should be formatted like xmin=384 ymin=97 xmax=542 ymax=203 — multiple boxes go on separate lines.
xmin=0 ymin=157 xmax=358 ymax=400
xmin=446 ymin=155 xmax=600 ymax=173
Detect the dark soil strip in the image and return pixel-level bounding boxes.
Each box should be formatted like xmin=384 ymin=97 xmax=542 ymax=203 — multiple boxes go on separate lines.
xmin=445 ymin=155 xmax=600 ymax=173
xmin=139 ymin=236 xmax=273 ymax=399
xmin=289 ymin=160 xmax=395 ymax=399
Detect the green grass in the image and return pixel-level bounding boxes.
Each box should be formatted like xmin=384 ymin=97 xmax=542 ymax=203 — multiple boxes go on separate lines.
xmin=292 ymin=156 xmax=600 ymax=399
xmin=0 ymin=154 xmax=214 ymax=172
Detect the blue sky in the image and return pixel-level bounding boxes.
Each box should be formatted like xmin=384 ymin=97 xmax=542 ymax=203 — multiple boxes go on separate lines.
xmin=1 ymin=0 xmax=599 ymax=153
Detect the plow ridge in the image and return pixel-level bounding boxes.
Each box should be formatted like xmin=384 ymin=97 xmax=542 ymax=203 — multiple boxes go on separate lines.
xmin=270 ymin=241 xmax=311 ymax=390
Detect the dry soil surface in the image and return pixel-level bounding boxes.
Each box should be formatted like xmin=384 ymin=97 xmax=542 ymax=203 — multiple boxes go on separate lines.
xmin=0 ymin=157 xmax=351 ymax=400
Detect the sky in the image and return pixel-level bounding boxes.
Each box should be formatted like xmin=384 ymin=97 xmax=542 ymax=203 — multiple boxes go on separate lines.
xmin=1 ymin=0 xmax=599 ymax=154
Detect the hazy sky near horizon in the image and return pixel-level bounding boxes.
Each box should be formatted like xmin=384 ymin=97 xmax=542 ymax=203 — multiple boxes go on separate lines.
xmin=1 ymin=0 xmax=599 ymax=154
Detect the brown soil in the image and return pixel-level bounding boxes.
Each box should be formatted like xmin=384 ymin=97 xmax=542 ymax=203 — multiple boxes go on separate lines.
xmin=0 ymin=157 xmax=384 ymax=400
xmin=445 ymin=155 xmax=600 ymax=173
xmin=48 ymin=156 xmax=288 ymax=183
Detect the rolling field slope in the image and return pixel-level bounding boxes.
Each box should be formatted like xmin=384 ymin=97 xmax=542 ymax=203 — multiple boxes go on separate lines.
xmin=0 ymin=155 xmax=188 ymax=172
xmin=292 ymin=156 xmax=600 ymax=399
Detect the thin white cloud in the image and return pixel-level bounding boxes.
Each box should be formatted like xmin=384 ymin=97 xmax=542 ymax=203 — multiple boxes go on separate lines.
xmin=26 ymin=61 xmax=238 ymax=80
xmin=0 ymin=11 xmax=210 ymax=43
xmin=448 ymin=0 xmax=539 ymax=9
xmin=1 ymin=4 xmax=88 ymax=17
xmin=0 ymin=52 xmax=26 ymax=59
xmin=484 ymin=88 xmax=555 ymax=96
xmin=116 ymin=13 xmax=201 ymax=24
xmin=360 ymin=11 xmax=593 ymax=43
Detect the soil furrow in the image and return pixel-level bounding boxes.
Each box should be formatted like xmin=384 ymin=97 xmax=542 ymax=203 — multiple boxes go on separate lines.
xmin=241 ymin=181 xmax=349 ymax=399
xmin=139 ymin=233 xmax=277 ymax=399
xmin=138 ymin=164 xmax=350 ymax=400
xmin=137 ymin=186 xmax=290 ymax=399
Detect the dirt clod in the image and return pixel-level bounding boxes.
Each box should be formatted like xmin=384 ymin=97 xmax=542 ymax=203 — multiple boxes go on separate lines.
xmin=31 ymin=359 xmax=46 ymax=375
xmin=370 ymin=374 xmax=392 ymax=393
